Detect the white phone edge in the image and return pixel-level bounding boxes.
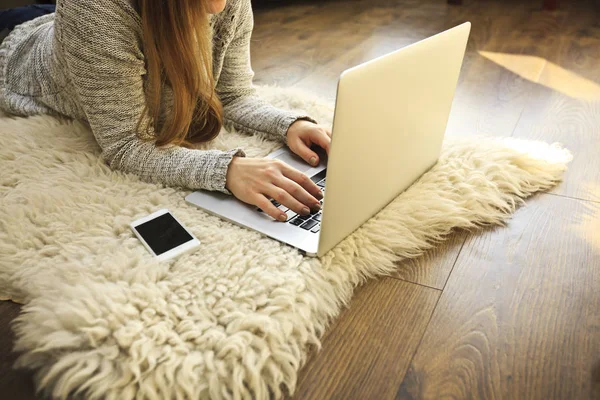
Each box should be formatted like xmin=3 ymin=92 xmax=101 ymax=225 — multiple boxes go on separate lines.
xmin=129 ymin=208 xmax=201 ymax=261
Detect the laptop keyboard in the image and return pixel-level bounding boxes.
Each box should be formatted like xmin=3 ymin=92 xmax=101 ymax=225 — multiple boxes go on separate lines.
xmin=256 ymin=170 xmax=326 ymax=234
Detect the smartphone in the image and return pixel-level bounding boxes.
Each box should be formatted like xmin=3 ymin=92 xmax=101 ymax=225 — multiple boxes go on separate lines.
xmin=130 ymin=209 xmax=200 ymax=261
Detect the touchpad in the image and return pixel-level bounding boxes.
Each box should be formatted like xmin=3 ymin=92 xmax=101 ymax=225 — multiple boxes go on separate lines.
xmin=274 ymin=151 xmax=314 ymax=173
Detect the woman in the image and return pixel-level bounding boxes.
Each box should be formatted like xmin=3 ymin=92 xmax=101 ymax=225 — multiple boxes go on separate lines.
xmin=0 ymin=0 xmax=330 ymax=222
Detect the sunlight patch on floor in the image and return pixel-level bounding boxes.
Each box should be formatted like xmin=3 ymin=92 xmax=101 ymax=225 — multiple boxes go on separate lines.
xmin=573 ymin=196 xmax=600 ymax=252
xmin=479 ymin=51 xmax=600 ymax=101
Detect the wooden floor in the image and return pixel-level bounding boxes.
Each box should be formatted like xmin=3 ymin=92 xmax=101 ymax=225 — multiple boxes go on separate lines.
xmin=2 ymin=0 xmax=599 ymax=398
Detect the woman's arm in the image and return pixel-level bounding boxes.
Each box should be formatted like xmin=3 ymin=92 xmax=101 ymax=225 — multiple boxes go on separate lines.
xmin=54 ymin=0 xmax=244 ymax=194
xmin=216 ymin=0 xmax=316 ymax=142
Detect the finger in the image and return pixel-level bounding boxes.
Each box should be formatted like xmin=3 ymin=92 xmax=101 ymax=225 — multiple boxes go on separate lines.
xmin=269 ymin=186 xmax=312 ymax=217
xmin=293 ymin=137 xmax=321 ymax=167
xmin=313 ymin=130 xmax=332 ymax=155
xmin=278 ymin=162 xmax=323 ymax=201
xmin=278 ymin=176 xmax=321 ymax=213
xmin=255 ymin=195 xmax=288 ymax=222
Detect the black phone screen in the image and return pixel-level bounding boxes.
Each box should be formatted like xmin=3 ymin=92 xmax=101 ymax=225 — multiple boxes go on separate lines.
xmin=134 ymin=212 xmax=193 ymax=256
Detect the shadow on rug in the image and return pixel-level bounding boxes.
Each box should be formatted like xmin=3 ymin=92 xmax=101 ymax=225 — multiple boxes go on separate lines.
xmin=0 ymin=86 xmax=572 ymax=399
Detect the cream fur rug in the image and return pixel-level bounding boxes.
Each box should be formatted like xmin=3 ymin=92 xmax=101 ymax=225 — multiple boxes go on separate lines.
xmin=0 ymin=86 xmax=571 ymax=400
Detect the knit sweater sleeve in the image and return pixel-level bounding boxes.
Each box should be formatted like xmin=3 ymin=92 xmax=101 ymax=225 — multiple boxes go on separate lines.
xmin=54 ymin=0 xmax=245 ymax=194
xmin=216 ymin=0 xmax=316 ymax=142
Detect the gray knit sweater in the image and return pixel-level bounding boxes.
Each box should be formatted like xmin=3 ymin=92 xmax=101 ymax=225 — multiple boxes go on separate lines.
xmin=0 ymin=0 xmax=314 ymax=194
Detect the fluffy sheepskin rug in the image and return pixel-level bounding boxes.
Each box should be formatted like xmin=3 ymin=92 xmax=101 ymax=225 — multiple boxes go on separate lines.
xmin=0 ymin=86 xmax=571 ymax=399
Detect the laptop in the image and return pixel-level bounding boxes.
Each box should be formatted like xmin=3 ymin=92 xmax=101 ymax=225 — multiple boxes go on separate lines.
xmin=186 ymin=22 xmax=471 ymax=257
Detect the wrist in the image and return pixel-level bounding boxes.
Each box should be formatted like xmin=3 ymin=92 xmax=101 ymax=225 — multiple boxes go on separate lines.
xmin=284 ymin=117 xmax=318 ymax=142
xmin=225 ymin=156 xmax=239 ymax=191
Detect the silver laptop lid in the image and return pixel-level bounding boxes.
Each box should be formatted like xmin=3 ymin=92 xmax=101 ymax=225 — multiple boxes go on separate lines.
xmin=317 ymin=22 xmax=471 ymax=257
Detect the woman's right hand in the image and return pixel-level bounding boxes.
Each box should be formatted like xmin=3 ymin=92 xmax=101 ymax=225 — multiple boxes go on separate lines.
xmin=225 ymin=157 xmax=323 ymax=222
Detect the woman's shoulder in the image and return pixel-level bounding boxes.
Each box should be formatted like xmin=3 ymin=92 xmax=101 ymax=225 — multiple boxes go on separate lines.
xmin=56 ymin=0 xmax=141 ymax=27
xmin=211 ymin=0 xmax=253 ymax=29
xmin=54 ymin=0 xmax=144 ymax=65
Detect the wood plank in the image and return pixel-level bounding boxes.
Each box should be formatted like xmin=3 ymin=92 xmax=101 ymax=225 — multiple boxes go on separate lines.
xmin=291 ymin=277 xmax=440 ymax=400
xmin=251 ymin=1 xmax=386 ymax=88
xmin=510 ymin=3 xmax=600 ymax=202
xmin=397 ymin=194 xmax=600 ymax=400
xmin=250 ymin=27 xmax=373 ymax=88
xmin=253 ymin=1 xmax=368 ymax=33
xmin=292 ymin=35 xmax=416 ymax=101
xmin=444 ymin=2 xmax=570 ymax=138
xmin=391 ymin=231 xmax=468 ymax=290
xmin=512 ymin=88 xmax=600 ymax=203
xmin=290 ymin=0 xmax=472 ymax=101
xmin=0 ymin=301 xmax=38 ymax=400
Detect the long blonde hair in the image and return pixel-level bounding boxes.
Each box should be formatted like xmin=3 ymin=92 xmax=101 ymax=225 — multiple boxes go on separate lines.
xmin=136 ymin=0 xmax=223 ymax=148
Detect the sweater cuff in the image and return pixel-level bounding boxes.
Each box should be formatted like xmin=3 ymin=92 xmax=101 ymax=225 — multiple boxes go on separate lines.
xmin=277 ymin=114 xmax=318 ymax=145
xmin=203 ymin=148 xmax=246 ymax=195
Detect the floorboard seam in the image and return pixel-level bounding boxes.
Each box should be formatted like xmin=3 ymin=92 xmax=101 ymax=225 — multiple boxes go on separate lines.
xmin=385 ymin=276 xmax=443 ymax=292
xmin=390 ymin=234 xmax=467 ymax=397
xmin=544 ymin=191 xmax=600 ymax=204
xmin=441 ymin=235 xmax=467 ymax=291
xmin=391 ymin=288 xmax=443 ymax=398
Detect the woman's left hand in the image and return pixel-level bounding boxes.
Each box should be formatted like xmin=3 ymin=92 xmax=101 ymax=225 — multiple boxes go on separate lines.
xmin=286 ymin=120 xmax=332 ymax=167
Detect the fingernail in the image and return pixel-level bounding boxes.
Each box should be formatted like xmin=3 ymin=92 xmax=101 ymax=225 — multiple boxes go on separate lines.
xmin=310 ymin=157 xmax=318 ymax=166
xmin=302 ymin=207 xmax=310 ymax=216
xmin=278 ymin=214 xmax=287 ymax=222
xmin=316 ymin=191 xmax=323 ymax=200
xmin=314 ymin=203 xmax=321 ymax=210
